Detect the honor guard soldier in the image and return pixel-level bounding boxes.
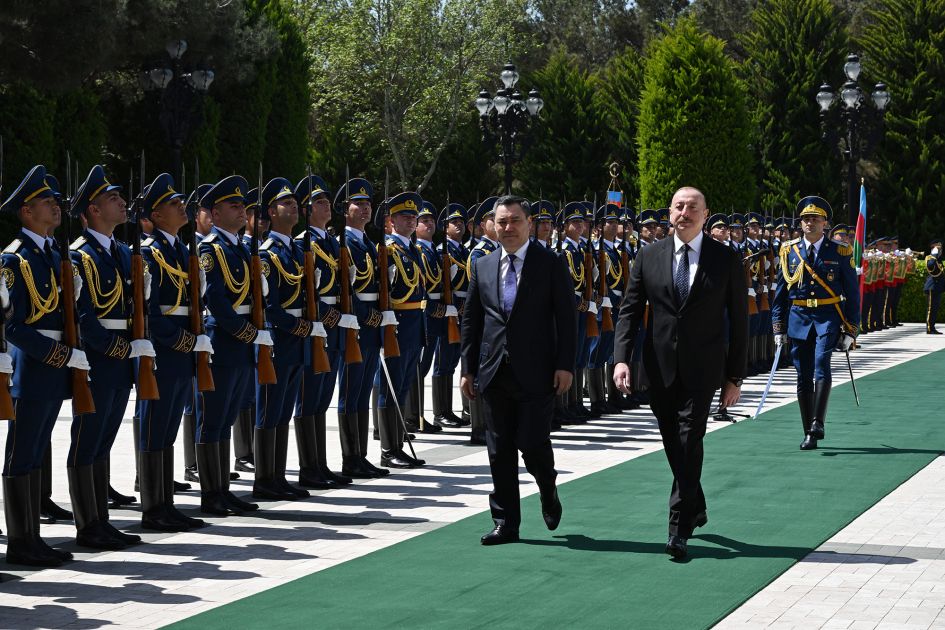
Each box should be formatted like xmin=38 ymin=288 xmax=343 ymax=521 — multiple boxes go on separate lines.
xmin=465 ymin=197 xmax=499 ymax=439
xmin=68 ymin=165 xmax=152 ymax=549
xmin=232 ymin=187 xmax=260 ymax=476
xmin=729 ymin=213 xmax=746 ymax=252
xmin=182 ymin=183 xmax=212 ymax=483
xmin=372 ymin=192 xmax=427 ymax=468
xmin=560 ymin=202 xmax=593 ymax=421
xmin=432 ymin=203 xmax=469 ymax=429
xmin=415 ymin=201 xmax=461 ymax=430
xmin=137 ymin=173 xmax=209 ymax=531
xmin=1 ymin=166 xmax=82 ymax=566
xmin=252 ymin=178 xmax=324 ymax=500
xmin=335 ymin=178 xmax=390 ymax=479
xmin=772 ymin=196 xmax=860 ymax=451
xmin=925 ymin=239 xmax=944 ymax=334
xmin=532 ymin=200 xmax=555 ymax=248
xmin=587 ymin=203 xmax=623 ymax=415
xmin=707 ymin=213 xmax=730 ymax=244
xmin=638 ymin=209 xmax=658 ymax=247
xmin=292 ymin=174 xmax=351 ymax=488
xmin=744 ymin=212 xmax=767 ymax=374
xmin=465 ymin=203 xmax=482 ymax=251
xmin=196 ymin=176 xmax=265 ymax=515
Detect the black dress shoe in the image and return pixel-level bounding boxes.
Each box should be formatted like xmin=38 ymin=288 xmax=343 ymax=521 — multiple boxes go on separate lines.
xmin=693 ymin=511 xmax=708 ymax=529
xmin=809 ymin=421 xmax=824 ymax=440
xmin=380 ymin=451 xmax=414 ymax=469
xmin=929 ymin=328 xmax=942 ymax=335
xmin=360 ymin=457 xmax=391 ymax=477
xmin=397 ymin=450 xmax=425 ymax=467
xmin=665 ymin=535 xmax=688 ymax=560
xmin=433 ymin=414 xmax=462 ymax=428
xmin=102 ymin=521 xmax=142 ymax=545
xmin=480 ymin=525 xmax=519 ymax=546
xmin=234 ymin=457 xmax=255 ymax=473
xmin=200 ymin=492 xmax=239 ymax=516
xmin=108 ymin=486 xmax=137 ymax=508
xmin=184 ymin=466 xmax=200 ymax=483
xmin=223 ymin=490 xmax=259 ymax=512
xmin=469 ymin=434 xmax=487 ymax=446
xmin=800 ymin=434 xmax=818 ymax=450
xmin=229 ymin=471 xmax=240 ymax=481
xmin=174 ymin=480 xmax=192 ymax=492
xmin=417 ymin=422 xmax=443 ymax=434
xmin=541 ymin=490 xmax=562 ymax=531
xmin=341 ymin=459 xmax=376 ymax=479
xmin=40 ymin=498 xmax=74 ymax=522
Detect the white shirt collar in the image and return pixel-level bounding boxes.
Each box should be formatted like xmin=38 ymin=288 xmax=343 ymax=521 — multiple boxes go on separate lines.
xmin=674 ymin=230 xmax=704 ymax=255
xmin=269 ymin=231 xmax=291 ymax=247
xmin=87 ymin=228 xmax=114 ymax=251
xmin=158 ymin=229 xmax=177 ymax=247
xmin=603 ymin=239 xmax=615 ymax=248
xmin=501 ymin=239 xmax=530 ymax=261
xmin=804 ymin=234 xmax=825 ymax=253
xmin=22 ymin=228 xmax=49 ymax=251
xmin=565 ymin=236 xmax=579 ymax=249
xmin=311 ymin=226 xmax=327 ymax=239
xmin=417 ymin=238 xmax=433 ymax=248
xmin=392 ymin=233 xmax=411 ymax=248
xmin=447 ymin=237 xmax=461 ymax=246
xmin=216 ymin=227 xmax=240 ymax=245
xmin=345 ymin=226 xmax=364 ymax=240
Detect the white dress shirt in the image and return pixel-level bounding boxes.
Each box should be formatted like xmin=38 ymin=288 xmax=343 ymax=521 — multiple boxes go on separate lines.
xmin=803 ymin=234 xmax=825 ymax=261
xmin=500 ymin=239 xmax=529 ymax=290
xmin=672 ymin=231 xmax=703 ymax=290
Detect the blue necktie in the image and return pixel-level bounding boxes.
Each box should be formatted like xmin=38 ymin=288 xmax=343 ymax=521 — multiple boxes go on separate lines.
xmin=674 ymin=244 xmax=690 ymax=303
xmin=503 ymin=254 xmax=517 ymax=316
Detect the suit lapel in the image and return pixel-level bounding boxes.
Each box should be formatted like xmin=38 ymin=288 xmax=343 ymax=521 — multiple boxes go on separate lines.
xmin=664 ymin=238 xmax=678 ymax=310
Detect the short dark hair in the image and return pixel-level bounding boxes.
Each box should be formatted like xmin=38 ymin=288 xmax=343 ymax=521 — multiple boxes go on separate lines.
xmin=495 ymin=195 xmax=529 ymax=216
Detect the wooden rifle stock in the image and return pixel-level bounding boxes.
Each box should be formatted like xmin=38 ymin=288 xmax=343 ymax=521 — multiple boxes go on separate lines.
xmin=337 ymin=245 xmax=362 ymax=364
xmin=0 ymin=303 xmax=14 ymax=419
xmin=188 ymin=250 xmax=214 ymax=391
xmin=132 ymin=253 xmax=159 ymax=400
xmin=441 ymin=250 xmax=460 ymax=344
xmin=377 ymin=238 xmax=400 ymax=357
xmin=598 ymin=245 xmax=614 ymax=332
xmin=583 ymin=246 xmax=599 ymax=338
xmin=61 ymin=257 xmax=95 ymax=415
xmin=251 ymin=253 xmax=277 ymax=384
xmin=303 ymin=242 xmax=330 ymax=374
xmin=744 ymin=251 xmax=759 ymax=316
xmin=757 ymin=249 xmax=772 ymax=312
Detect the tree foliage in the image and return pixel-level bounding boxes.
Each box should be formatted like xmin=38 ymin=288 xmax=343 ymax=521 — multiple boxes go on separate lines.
xmin=637 ymin=18 xmax=754 ymax=210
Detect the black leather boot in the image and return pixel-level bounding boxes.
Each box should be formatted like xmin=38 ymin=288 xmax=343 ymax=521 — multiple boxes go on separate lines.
xmin=140 ymin=450 xmax=187 ymax=532
xmin=182 ymin=412 xmax=199 ymax=482
xmin=567 ymin=376 xmax=589 ymax=423
xmin=340 ymin=412 xmax=373 ymax=478
xmin=196 ymin=442 xmax=236 ymax=515
xmin=233 ymin=407 xmax=255 ymax=473
xmin=380 ymin=406 xmax=416 ymax=468
xmin=295 ymin=415 xmax=334 ymax=489
xmin=315 ymin=412 xmax=351 ymax=485
xmin=460 ymin=392 xmax=472 ymax=427
xmin=220 ymin=439 xmax=258 ymax=511
xmin=162 ymin=447 xmax=205 ymax=529
xmin=253 ymin=427 xmax=296 ymax=500
xmin=29 ymin=468 xmax=72 ymax=561
xmin=40 ymin=445 xmax=73 ymax=522
xmin=68 ymin=465 xmax=125 ymax=551
xmin=358 ymin=410 xmax=390 ymax=477
xmin=798 ymin=389 xmax=817 ymax=450
xmin=93 ymin=459 xmax=141 ymax=545
xmin=587 ymin=367 xmax=609 ymax=416
xmin=432 ymin=375 xmax=462 ymax=427
xmin=4 ymin=474 xmax=63 ymax=566
xmin=276 ymin=424 xmax=309 ymax=498
xmin=810 ymin=379 xmax=830 ymax=440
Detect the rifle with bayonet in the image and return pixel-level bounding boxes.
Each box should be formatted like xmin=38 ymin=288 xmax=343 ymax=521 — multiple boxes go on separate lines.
xmin=377 ymin=170 xmax=399 ymax=358
xmin=252 ymin=163 xmax=277 ymax=384
xmin=130 ymin=152 xmax=160 ymax=400
xmin=187 ymin=159 xmax=214 ymax=391
xmin=62 ymin=152 xmax=96 ymax=415
xmin=338 ymin=166 xmax=362 ymax=365
xmin=583 ymin=198 xmax=599 ymax=338
xmin=302 ymin=164 xmax=331 ymax=374
xmin=598 ymin=197 xmax=614 ymax=333
xmin=441 ymin=194 xmax=460 ymax=345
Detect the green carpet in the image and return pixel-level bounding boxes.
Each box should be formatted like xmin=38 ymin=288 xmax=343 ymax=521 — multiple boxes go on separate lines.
xmin=169 ymin=350 xmax=944 ymax=630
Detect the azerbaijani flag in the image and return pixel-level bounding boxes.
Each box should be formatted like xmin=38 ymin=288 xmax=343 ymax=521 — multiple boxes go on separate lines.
xmin=607 ymin=190 xmax=623 ymax=207
xmin=854 ymin=181 xmax=867 ymax=300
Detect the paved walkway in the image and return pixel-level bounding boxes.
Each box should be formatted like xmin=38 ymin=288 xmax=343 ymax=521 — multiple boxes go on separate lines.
xmin=0 ymin=324 xmax=941 ymax=629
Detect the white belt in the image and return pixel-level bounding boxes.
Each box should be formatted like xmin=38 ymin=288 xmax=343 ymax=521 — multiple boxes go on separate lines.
xmin=356 ymin=292 xmax=379 ymax=301
xmin=100 ymin=319 xmax=129 ymax=331
xmin=161 ymin=306 xmax=190 ymax=316
xmin=427 ymin=293 xmax=441 ymax=300
xmin=321 ymin=296 xmax=338 ymax=305
xmin=234 ymin=305 xmax=251 ymax=315
xmin=38 ymin=329 xmax=64 ymax=341
xmin=286 ymin=308 xmax=303 ymax=316
xmin=453 ymin=291 xmax=467 ymax=298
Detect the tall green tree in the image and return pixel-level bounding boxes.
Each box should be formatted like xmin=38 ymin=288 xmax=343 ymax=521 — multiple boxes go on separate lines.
xmin=859 ymin=0 xmax=945 ymax=244
xmin=636 ymin=18 xmax=755 ymax=210
xmin=741 ymin=0 xmax=848 ymax=213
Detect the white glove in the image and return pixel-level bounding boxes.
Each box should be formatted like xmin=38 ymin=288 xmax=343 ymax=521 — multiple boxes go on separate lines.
xmin=338 ymin=314 xmax=360 ymax=330
xmin=444 ymin=305 xmax=459 ymax=318
xmin=130 ymin=339 xmax=157 ymax=359
xmin=73 ymin=274 xmax=84 ymax=301
xmin=314 ymin=268 xmax=322 ymax=288
xmin=837 ymin=333 xmax=855 ymax=352
xmin=748 ymin=287 xmax=757 ymax=297
xmin=932 ymin=247 xmax=941 ymax=256
xmin=601 ymin=297 xmax=613 ymax=309
xmin=260 ymin=273 xmax=269 ymax=298
xmin=142 ymin=270 xmax=152 ymax=301
xmin=587 ymin=301 xmax=598 ymax=315
xmin=194 ymin=334 xmax=213 ymax=354
xmin=388 ymin=265 xmax=396 ymax=284
xmin=774 ymin=334 xmax=787 ymax=348
xmin=380 ymin=310 xmax=398 ymax=327
xmin=349 ymin=265 xmax=357 ymax=285
xmin=855 ymin=266 xmax=863 ymax=276
xmin=67 ymin=349 xmax=90 ymax=371
xmin=905 ymin=248 xmax=913 ymax=256
xmin=0 ymin=352 xmax=13 ymax=375
xmin=450 ymin=264 xmax=458 ymax=280
xmin=254 ymin=330 xmax=273 ymax=346
xmin=199 ymin=267 xmax=207 ymax=297
xmin=310 ymin=322 xmax=327 ymax=338
xmin=0 ymin=280 xmax=9 ymax=311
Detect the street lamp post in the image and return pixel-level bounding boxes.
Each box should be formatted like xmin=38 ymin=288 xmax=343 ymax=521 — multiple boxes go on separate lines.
xmin=815 ymin=53 xmax=890 ymax=225
xmin=475 ymin=61 xmax=544 ymax=194
xmin=139 ymin=40 xmax=215 ymax=183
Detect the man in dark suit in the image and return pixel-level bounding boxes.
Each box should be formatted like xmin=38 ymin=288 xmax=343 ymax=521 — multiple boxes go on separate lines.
xmin=461 ymin=195 xmax=577 ymax=545
xmin=613 ymin=187 xmax=748 ymax=560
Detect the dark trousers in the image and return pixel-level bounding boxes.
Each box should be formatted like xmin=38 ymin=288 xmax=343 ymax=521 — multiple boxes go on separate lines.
xmin=68 ymin=382 xmax=132 ymax=467
xmin=481 ymin=362 xmax=557 ymax=531
xmin=649 ymin=381 xmax=714 ymax=539
xmin=928 ymin=290 xmax=942 ymax=332
xmin=4 ymin=398 xmax=62 ymax=476
xmin=138 ymin=374 xmax=190 ymax=451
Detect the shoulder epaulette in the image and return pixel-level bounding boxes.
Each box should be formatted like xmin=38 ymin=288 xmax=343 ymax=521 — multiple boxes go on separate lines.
xmin=141 ymin=237 xmax=156 ymax=248
xmin=837 ymin=242 xmax=853 ymax=256
xmin=473 ymin=241 xmax=489 ymax=252
xmin=202 ymin=232 xmax=218 ymax=244
xmin=260 ymin=238 xmax=274 ymax=251
xmin=2 ymin=239 xmax=23 ymax=254
xmin=69 ymin=236 xmax=87 ymax=251
xmin=294 ymin=231 xmax=307 ymax=241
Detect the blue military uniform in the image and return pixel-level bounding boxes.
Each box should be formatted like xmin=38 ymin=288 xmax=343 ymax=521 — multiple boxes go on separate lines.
xmin=334 ymin=178 xmax=389 ymax=479
xmin=374 ymin=192 xmax=427 ymax=469
xmin=252 ymin=178 xmax=314 ymax=501
xmin=924 ymin=239 xmax=943 ymax=334
xmin=587 ymin=203 xmax=623 ymax=415
xmin=196 ymin=176 xmax=262 ymax=515
xmin=771 ymin=196 xmax=860 ymax=450
xmin=1 ymin=166 xmax=77 ymax=566
xmin=292 ymin=174 xmax=349 ymax=488
xmin=560 ymin=202 xmax=594 ymax=421
xmin=136 ymin=173 xmax=206 ymax=532
xmin=744 ymin=212 xmax=767 ymax=374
